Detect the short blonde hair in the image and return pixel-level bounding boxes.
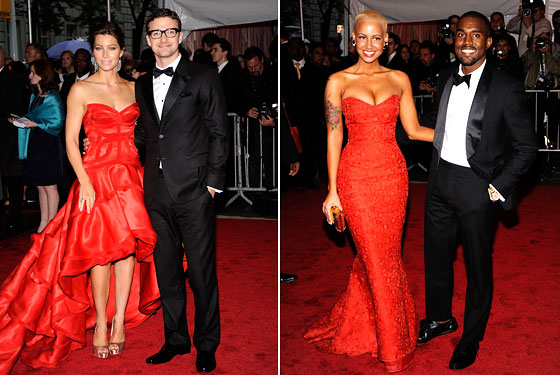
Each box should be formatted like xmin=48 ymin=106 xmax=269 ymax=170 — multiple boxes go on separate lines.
xmin=353 ymin=10 xmax=387 ymax=34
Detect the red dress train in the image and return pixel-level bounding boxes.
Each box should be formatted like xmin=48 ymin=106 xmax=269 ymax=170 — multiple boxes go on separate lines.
xmin=0 ymin=103 xmax=160 ymax=373
xmin=304 ymin=96 xmax=417 ymax=372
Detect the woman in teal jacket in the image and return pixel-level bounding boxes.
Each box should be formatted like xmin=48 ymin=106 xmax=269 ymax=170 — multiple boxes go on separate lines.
xmin=11 ymin=60 xmax=65 ymax=233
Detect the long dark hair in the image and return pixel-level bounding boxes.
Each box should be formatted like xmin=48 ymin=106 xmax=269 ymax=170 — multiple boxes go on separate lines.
xmin=28 ymin=60 xmax=58 ymax=95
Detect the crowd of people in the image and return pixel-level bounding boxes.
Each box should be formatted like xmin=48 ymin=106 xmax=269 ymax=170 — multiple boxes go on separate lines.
xmin=280 ymin=2 xmax=560 ymax=190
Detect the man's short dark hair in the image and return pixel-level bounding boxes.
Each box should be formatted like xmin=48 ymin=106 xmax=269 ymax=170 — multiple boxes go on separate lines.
xmin=448 ymin=14 xmax=460 ymax=23
xmin=27 ymin=43 xmax=47 ymax=60
xmin=244 ymin=46 xmax=264 ymax=61
xmin=146 ymin=8 xmax=182 ymax=32
xmin=74 ymin=48 xmax=91 ymax=59
xmin=420 ymin=41 xmax=436 ymax=55
xmin=215 ymin=38 xmax=231 ymax=56
xmin=388 ymin=32 xmax=400 ymax=47
xmin=202 ymin=32 xmax=220 ymax=47
xmin=490 ymin=11 xmax=505 ymax=21
xmin=308 ymin=41 xmax=325 ymax=55
xmin=460 ymin=11 xmax=492 ymax=36
xmin=494 ymin=34 xmax=510 ymax=46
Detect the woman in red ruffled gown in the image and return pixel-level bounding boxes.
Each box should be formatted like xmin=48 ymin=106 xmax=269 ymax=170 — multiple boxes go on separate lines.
xmin=304 ymin=10 xmax=434 ymax=372
xmin=0 ymin=22 xmax=160 ymax=373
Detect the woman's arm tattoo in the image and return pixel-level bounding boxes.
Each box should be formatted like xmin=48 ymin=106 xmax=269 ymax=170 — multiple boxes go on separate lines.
xmin=326 ymin=99 xmax=341 ymax=131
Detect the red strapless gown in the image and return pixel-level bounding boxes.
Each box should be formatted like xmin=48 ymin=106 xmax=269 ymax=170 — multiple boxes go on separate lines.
xmin=0 ymin=103 xmax=160 ymax=373
xmin=304 ymin=95 xmax=417 ymax=372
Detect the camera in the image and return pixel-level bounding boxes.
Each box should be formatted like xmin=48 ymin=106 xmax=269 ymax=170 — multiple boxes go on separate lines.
xmin=535 ymin=36 xmax=549 ymax=49
xmin=425 ymin=74 xmax=439 ymax=87
xmin=258 ymin=102 xmax=278 ymax=119
xmin=535 ymin=75 xmax=556 ymax=90
xmin=495 ymin=49 xmax=504 ymax=59
xmin=522 ymin=0 xmax=534 ymax=17
xmin=440 ymin=24 xmax=453 ymax=39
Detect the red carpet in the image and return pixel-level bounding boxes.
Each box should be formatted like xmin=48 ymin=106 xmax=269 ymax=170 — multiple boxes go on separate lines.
xmin=281 ymin=183 xmax=560 ymax=374
xmin=0 ymin=217 xmax=277 ymax=375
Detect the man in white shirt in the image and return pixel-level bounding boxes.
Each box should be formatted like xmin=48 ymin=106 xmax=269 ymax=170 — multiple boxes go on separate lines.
xmin=136 ymin=8 xmax=228 ymax=373
xmin=417 ymin=11 xmax=537 ymax=371
xmin=210 ymin=38 xmax=242 ymax=114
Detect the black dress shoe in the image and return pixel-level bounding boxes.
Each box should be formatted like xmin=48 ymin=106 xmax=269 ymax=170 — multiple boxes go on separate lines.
xmin=449 ymin=341 xmax=479 ymax=370
xmin=417 ymin=317 xmax=458 ymax=344
xmin=196 ymin=351 xmax=216 ymax=373
xmin=146 ymin=343 xmax=190 ymax=364
xmin=280 ymin=273 xmax=298 ymax=284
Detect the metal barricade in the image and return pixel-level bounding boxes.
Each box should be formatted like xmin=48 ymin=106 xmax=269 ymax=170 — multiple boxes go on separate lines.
xmin=525 ymin=89 xmax=560 ymax=152
xmin=225 ymin=113 xmax=277 ymax=208
xmin=406 ymin=94 xmax=434 ymax=173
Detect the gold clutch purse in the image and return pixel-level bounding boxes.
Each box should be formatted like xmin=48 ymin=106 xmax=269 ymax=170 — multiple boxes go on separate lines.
xmin=331 ymin=206 xmax=346 ymax=232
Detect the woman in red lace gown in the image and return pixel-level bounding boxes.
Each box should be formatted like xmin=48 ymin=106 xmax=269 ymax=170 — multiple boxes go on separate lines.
xmin=0 ymin=22 xmax=160 ymax=372
xmin=304 ymin=10 xmax=434 ymax=372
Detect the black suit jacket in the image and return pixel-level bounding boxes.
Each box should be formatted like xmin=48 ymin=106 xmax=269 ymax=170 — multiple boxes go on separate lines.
xmin=135 ymin=58 xmax=229 ymax=205
xmin=425 ymin=61 xmax=538 ymax=210
xmin=218 ymin=60 xmax=242 ymax=115
xmin=0 ymin=67 xmax=26 ymax=176
xmin=59 ymin=73 xmax=77 ymax=108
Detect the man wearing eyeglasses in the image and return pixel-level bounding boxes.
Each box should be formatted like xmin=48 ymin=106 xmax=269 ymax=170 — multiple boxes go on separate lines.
xmin=135 ymin=8 xmax=228 ymax=373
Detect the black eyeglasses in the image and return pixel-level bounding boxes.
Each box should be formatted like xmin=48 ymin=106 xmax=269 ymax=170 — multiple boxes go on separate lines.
xmin=147 ymin=28 xmax=180 ymax=39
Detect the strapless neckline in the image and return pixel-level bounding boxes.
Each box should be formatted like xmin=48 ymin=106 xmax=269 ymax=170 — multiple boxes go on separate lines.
xmin=86 ymin=102 xmax=138 ymax=113
xmin=342 ymin=94 xmax=399 ymax=107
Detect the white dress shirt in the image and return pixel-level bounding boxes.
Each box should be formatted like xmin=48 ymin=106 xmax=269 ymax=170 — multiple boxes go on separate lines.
xmin=153 ymin=54 xmax=182 ymax=120
xmin=387 ymin=51 xmax=397 ymax=65
xmin=441 ymin=60 xmax=486 ymax=167
xmin=217 ymin=60 xmax=228 ymax=74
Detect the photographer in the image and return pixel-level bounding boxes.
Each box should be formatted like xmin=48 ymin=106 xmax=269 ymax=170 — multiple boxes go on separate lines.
xmin=506 ymin=0 xmax=552 ymax=57
xmin=240 ymin=46 xmax=277 ymax=189
xmin=490 ymin=35 xmax=525 ymax=82
xmin=522 ymin=32 xmax=559 ymax=89
xmin=522 ymin=32 xmax=560 ymax=148
xmin=412 ymin=42 xmax=439 ymax=96
xmin=435 ymin=15 xmax=459 ymax=67
xmin=489 ymin=11 xmax=519 ymax=58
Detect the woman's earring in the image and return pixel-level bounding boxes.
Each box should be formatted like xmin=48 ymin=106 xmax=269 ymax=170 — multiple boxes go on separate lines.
xmin=384 ymin=41 xmax=388 ymax=49
xmin=351 ymin=39 xmax=356 ymax=47
xmin=116 ymin=58 xmax=122 ymax=71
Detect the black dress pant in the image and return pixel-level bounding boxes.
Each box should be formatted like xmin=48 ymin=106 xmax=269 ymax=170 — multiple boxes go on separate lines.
xmin=424 ymin=159 xmax=496 ymax=344
xmin=148 ymin=174 xmax=220 ymax=352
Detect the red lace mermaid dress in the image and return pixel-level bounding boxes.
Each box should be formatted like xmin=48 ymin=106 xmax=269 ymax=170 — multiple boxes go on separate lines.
xmin=304 ymin=95 xmax=417 ymax=372
xmin=0 ymin=103 xmax=160 ymax=373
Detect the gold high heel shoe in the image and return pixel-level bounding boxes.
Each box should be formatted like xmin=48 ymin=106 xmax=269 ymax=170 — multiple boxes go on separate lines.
xmin=108 ymin=317 xmax=125 ymax=355
xmin=93 ymin=325 xmax=109 ymax=359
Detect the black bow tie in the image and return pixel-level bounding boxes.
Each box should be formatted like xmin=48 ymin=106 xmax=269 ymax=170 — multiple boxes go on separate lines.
xmin=453 ymin=72 xmax=471 ymax=88
xmin=153 ymin=66 xmax=174 ymax=78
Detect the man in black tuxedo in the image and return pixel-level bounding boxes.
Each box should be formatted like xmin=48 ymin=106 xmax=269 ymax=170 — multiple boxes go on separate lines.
xmin=210 ymin=38 xmax=242 ymax=115
xmin=417 ymin=12 xmax=538 ymax=370
xmin=59 ymin=49 xmax=93 ymax=106
xmin=135 ymin=8 xmax=228 ymax=373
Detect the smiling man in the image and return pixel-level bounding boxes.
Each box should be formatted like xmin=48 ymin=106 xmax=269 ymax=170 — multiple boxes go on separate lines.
xmin=135 ymin=7 xmax=228 ymax=374
xmin=417 ymin=11 xmax=538 ymax=370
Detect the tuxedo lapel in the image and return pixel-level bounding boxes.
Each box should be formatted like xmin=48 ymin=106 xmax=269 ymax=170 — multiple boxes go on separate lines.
xmin=161 ymin=59 xmax=190 ymax=125
xmin=140 ymin=73 xmax=160 ymax=127
xmin=434 ymin=69 xmax=455 ymax=153
xmin=466 ymin=63 xmax=494 ymax=159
